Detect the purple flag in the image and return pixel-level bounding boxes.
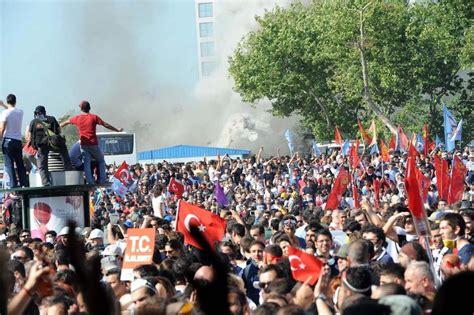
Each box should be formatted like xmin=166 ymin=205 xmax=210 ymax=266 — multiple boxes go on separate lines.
xmin=215 ymin=180 xmax=229 ymax=207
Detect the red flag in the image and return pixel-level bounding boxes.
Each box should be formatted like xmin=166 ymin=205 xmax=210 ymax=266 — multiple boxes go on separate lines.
xmin=287 ymin=246 xmax=323 ymax=286
xmin=389 ymin=135 xmax=396 ymax=151
xmin=298 ymin=179 xmax=307 ymax=196
xmin=326 ymin=167 xmax=350 ymax=209
xmin=334 ymin=126 xmax=342 ymax=146
xmin=434 ymin=155 xmax=449 ymax=201
xmin=168 ymin=177 xmax=185 ymax=199
xmin=380 ymin=140 xmax=390 ymax=162
xmin=373 ymin=178 xmax=381 ymax=209
xmin=176 ymin=200 xmax=226 ymax=250
xmin=415 ymin=167 xmax=429 ymax=202
xmin=357 ymin=119 xmax=372 ymax=145
xmin=408 ymin=136 xmax=418 ymax=158
xmin=113 ymin=161 xmax=131 ymax=186
xmin=398 ymin=126 xmax=409 ymax=151
xmin=351 ymin=139 xmax=361 ymax=169
xmin=405 ymin=157 xmax=425 ymax=219
xmin=448 ymin=156 xmax=467 ymax=205
xmin=423 ymin=124 xmax=429 ymax=156
xmin=352 ymin=179 xmax=361 ymax=209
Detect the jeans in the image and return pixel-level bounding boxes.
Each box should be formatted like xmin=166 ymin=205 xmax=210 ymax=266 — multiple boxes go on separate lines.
xmin=2 ymin=138 xmax=28 ymax=188
xmin=80 ymin=144 xmax=106 ymax=184
xmin=37 ymin=145 xmax=73 ymax=186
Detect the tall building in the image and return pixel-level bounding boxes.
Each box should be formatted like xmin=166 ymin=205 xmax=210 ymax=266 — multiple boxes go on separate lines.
xmin=195 ymin=0 xmax=216 ymax=77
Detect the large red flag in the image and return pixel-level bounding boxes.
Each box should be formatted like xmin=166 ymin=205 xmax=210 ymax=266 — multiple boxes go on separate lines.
xmin=380 ymin=140 xmax=390 ymax=162
xmin=434 ymin=155 xmax=449 ymax=201
xmin=176 ymin=200 xmax=226 ymax=250
xmin=405 ymin=157 xmax=425 ymax=219
xmin=113 ymin=161 xmax=132 ymax=186
xmin=326 ymin=167 xmax=350 ymax=209
xmin=334 ymin=126 xmax=342 ymax=146
xmin=168 ymin=177 xmax=185 ymax=199
xmin=448 ymin=156 xmax=467 ymax=205
xmin=357 ymin=119 xmax=372 ymax=145
xmin=415 ymin=167 xmax=429 ymax=202
xmin=373 ymin=178 xmax=381 ymax=209
xmin=408 ymin=135 xmax=418 ymax=158
xmin=423 ymin=124 xmax=429 ymax=156
xmin=287 ymin=246 xmax=323 ymax=286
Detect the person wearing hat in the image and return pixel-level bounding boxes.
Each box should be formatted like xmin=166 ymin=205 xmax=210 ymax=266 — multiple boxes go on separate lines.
xmin=88 ymin=228 xmax=105 ymax=251
xmin=28 ymin=105 xmax=72 ymax=186
xmin=60 ymin=100 xmax=123 ymax=185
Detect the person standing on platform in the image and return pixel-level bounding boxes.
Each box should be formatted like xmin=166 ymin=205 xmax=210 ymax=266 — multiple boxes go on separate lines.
xmin=29 ymin=106 xmax=73 ymax=186
xmin=0 ymin=94 xmax=28 ymax=188
xmin=60 ymin=100 xmax=122 ymax=185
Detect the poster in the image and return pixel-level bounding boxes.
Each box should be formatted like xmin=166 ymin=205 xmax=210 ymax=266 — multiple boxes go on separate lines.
xmin=121 ymin=228 xmax=156 ymax=281
xmin=29 ymin=196 xmax=85 ymax=240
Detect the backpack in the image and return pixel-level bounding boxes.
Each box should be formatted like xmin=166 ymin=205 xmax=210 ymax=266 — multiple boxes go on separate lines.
xmin=36 ymin=119 xmax=66 ymax=150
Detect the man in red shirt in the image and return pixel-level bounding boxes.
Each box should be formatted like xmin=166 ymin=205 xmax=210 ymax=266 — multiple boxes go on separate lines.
xmin=60 ymin=101 xmax=122 ymax=184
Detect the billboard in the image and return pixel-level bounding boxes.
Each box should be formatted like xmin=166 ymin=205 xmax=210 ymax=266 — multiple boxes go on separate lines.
xmin=29 ymin=196 xmax=85 ymax=240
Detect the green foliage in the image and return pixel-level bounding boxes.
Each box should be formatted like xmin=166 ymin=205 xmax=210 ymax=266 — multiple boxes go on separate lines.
xmin=229 ymin=0 xmax=472 ymax=142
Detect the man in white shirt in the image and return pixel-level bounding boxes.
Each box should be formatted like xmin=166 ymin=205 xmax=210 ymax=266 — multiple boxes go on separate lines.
xmin=0 ymin=94 xmax=28 ymax=188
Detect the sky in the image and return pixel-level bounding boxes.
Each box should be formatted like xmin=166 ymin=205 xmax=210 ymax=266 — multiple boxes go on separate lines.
xmin=0 ymin=0 xmax=199 ymax=120
xmin=0 ymin=0 xmax=298 ymax=152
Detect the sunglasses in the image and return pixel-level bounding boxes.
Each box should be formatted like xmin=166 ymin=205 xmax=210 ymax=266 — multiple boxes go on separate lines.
xmin=258 ymin=281 xmax=271 ymax=289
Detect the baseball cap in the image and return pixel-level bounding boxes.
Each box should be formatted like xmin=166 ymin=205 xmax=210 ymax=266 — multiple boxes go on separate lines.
xmin=131 ymin=278 xmax=157 ymax=294
xmin=89 ymin=229 xmax=104 ymax=240
xmin=101 ymin=256 xmax=119 ymax=273
xmin=428 ymin=211 xmax=445 ymax=222
xmin=334 ymin=243 xmax=349 ymax=258
xmin=123 ymin=220 xmax=134 ymax=228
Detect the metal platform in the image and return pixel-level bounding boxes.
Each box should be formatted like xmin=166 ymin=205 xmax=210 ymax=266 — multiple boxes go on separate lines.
xmin=29 ymin=170 xmax=84 ymax=187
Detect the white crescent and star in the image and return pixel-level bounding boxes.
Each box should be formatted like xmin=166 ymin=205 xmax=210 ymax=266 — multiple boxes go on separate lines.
xmin=183 ymin=214 xmax=206 ymax=233
xmin=119 ymin=168 xmax=130 ymax=183
xmin=288 ymin=255 xmax=306 ymax=271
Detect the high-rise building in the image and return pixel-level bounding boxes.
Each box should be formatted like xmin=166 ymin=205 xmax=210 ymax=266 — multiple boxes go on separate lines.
xmin=195 ymin=0 xmax=216 ymax=77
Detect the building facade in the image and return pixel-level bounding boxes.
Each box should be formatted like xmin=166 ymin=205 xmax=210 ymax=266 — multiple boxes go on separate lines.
xmin=195 ymin=0 xmax=216 ymax=77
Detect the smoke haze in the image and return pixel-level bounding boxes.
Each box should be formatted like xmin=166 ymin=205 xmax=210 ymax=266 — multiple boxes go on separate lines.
xmin=1 ymin=0 xmax=299 ymax=155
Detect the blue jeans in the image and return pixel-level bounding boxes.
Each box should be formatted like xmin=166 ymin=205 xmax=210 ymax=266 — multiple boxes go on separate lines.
xmin=2 ymin=138 xmax=28 ymax=188
xmin=80 ymin=144 xmax=106 ymax=184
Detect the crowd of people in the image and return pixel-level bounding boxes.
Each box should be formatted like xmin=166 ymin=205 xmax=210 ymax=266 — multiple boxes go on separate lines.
xmin=1 ymin=132 xmax=474 ymax=314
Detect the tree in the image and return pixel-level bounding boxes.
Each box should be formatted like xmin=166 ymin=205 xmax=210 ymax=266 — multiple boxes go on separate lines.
xmin=229 ymin=0 xmax=472 ymax=142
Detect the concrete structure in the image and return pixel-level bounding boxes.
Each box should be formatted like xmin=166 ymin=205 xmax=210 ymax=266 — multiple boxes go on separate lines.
xmin=195 ymin=0 xmax=216 ymax=77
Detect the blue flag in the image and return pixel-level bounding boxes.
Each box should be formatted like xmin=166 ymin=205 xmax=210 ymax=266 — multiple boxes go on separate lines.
xmin=450 ymin=119 xmax=463 ymax=142
xmin=341 ymin=139 xmax=351 ymax=156
xmin=370 ymin=143 xmax=380 ymax=155
xmin=435 ymin=134 xmax=443 ymax=148
xmin=443 ymin=105 xmax=458 ymax=151
xmin=416 ymin=133 xmax=424 ymax=153
xmin=312 ymin=140 xmax=321 ymax=157
xmin=111 ymin=177 xmax=128 ymax=198
xmin=284 ymin=129 xmax=295 ymax=155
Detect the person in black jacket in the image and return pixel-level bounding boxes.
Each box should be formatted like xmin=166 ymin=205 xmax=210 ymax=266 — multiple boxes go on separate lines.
xmin=28 ymin=106 xmax=72 ymax=186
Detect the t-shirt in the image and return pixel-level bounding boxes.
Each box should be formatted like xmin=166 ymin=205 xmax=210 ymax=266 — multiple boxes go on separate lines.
xmin=70 ymin=113 xmax=105 ymax=145
xmin=0 ymin=107 xmax=23 ymax=140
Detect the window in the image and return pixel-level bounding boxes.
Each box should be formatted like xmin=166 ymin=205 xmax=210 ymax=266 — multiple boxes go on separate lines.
xmin=199 ymin=22 xmax=214 ymax=38
xmin=98 ymin=134 xmax=134 ymax=155
xmin=200 ymin=42 xmax=214 ymax=57
xmin=198 ymin=2 xmax=213 ymax=18
xmin=201 ymin=61 xmax=215 ymax=76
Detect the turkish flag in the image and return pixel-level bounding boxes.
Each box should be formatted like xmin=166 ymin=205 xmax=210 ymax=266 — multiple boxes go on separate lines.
xmin=326 ymin=167 xmax=350 ymax=210
xmin=334 ymin=126 xmax=342 ymax=146
xmin=176 ymin=200 xmax=226 ymax=250
xmin=380 ymin=140 xmax=390 ymax=162
xmin=287 ymin=246 xmax=323 ymax=286
xmin=168 ymin=177 xmax=184 ymax=199
xmin=448 ymin=156 xmax=467 ymax=205
xmin=113 ymin=161 xmax=132 ymax=186
xmin=398 ymin=126 xmax=409 ymax=151
xmin=434 ymin=155 xmax=450 ymax=201
xmin=405 ymin=156 xmax=425 ymax=219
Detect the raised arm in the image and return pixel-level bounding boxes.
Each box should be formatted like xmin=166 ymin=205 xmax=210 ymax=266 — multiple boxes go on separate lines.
xmin=103 ymin=122 xmax=123 ymax=132
xmin=60 ymin=118 xmax=71 ymax=128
